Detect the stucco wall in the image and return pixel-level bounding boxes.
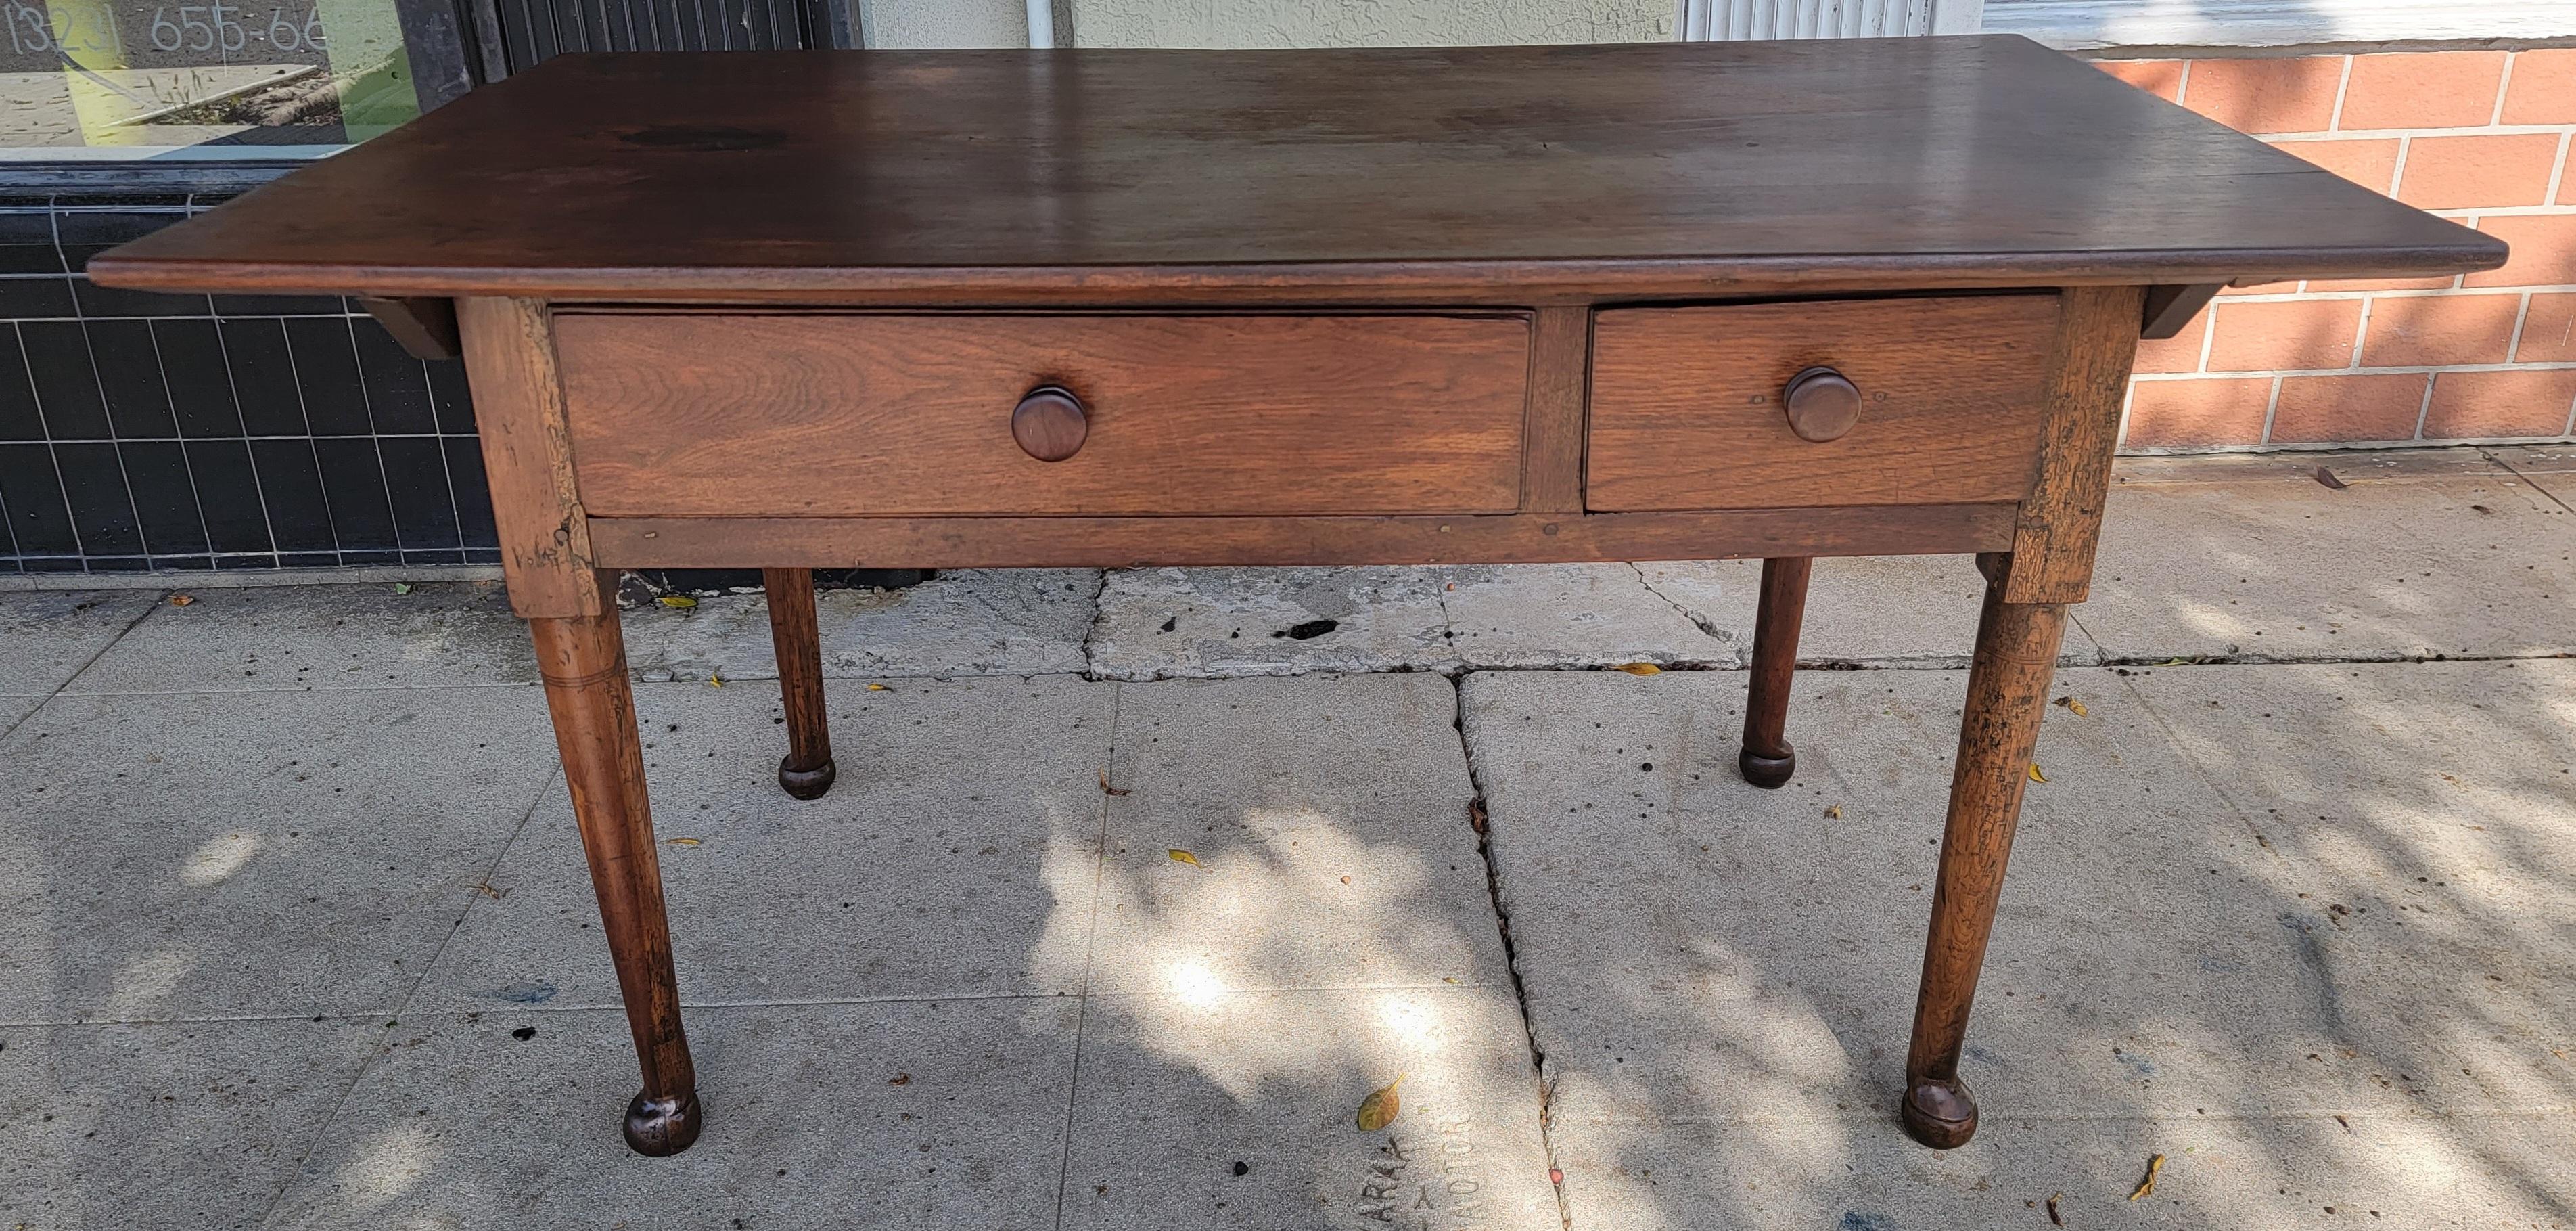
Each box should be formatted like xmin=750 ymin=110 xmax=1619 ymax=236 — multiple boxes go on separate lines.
xmin=859 ymin=0 xmax=1670 ymax=48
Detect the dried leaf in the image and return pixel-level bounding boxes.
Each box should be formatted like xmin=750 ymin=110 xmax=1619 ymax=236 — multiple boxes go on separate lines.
xmin=2046 ymin=1191 xmax=2064 ymax=1226
xmin=888 ymin=1073 xmax=911 ymax=1086
xmin=665 ymin=837 xmax=701 ymax=847
xmin=1442 ymin=977 xmax=1460 ymax=984
xmin=658 ymin=594 xmax=698 ymax=609
xmin=168 ymin=594 xmax=195 ymax=606
xmin=1356 ymin=1074 xmax=1404 ymax=1132
xmin=2053 ymin=696 xmax=2088 ymax=717
xmin=2129 ymin=1152 xmax=2165 ymax=1201
xmin=1824 ymin=805 xmax=1843 ymax=820
xmin=2028 ymin=763 xmax=2048 ymax=784
xmin=2312 ymin=466 xmax=2347 ymax=490
xmin=1099 ymin=769 xmax=1130 ymax=797
xmin=1167 ymin=848 xmax=1200 ymax=868
xmin=868 ymin=682 xmax=891 ymax=691
xmin=1611 ymin=663 xmax=1661 ymax=675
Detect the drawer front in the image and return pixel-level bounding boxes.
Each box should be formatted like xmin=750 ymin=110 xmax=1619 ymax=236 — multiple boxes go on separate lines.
xmin=1584 ymin=295 xmax=2062 ymax=512
xmin=557 ymin=313 xmax=1530 ymax=517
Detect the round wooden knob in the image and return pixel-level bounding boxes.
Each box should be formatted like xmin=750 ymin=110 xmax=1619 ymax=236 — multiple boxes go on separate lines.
xmin=1781 ymin=367 xmax=1861 ymax=443
xmin=1012 ymin=386 xmax=1086 ymax=462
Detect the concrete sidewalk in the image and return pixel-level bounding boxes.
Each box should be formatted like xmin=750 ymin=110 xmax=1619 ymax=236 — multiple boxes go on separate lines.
xmin=1 ymin=447 xmax=2572 ymax=1230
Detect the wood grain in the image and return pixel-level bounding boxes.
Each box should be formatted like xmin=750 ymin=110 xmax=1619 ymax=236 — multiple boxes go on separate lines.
xmin=1586 ymin=296 xmax=2062 ymax=512
xmin=457 ymin=297 xmax=601 ymax=618
xmin=1739 ymin=556 xmax=1811 ymax=789
xmin=1902 ymin=587 xmax=2068 ymax=1149
xmin=1521 ymin=305 xmax=1590 ymax=514
xmin=762 ymin=567 xmax=836 ymax=801
xmin=529 ymin=600 xmax=700 ymax=1155
xmin=87 ymin=41 xmax=2502 ymax=304
xmin=555 ymin=312 xmax=1530 ymax=517
xmin=2000 ymin=285 xmax=2146 ymax=604
xmin=584 ymin=506 xmax=2018 ymax=570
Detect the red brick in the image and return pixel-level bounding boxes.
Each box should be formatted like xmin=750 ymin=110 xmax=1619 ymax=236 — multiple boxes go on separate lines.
xmin=2206 ymin=299 xmax=2362 ymax=372
xmin=2094 ymin=58 xmax=2184 ymax=102
xmin=2123 ymin=378 xmax=2274 ymax=448
xmin=2513 ymin=292 xmax=2576 ymax=361
xmin=2220 ymin=281 xmax=2293 ymax=296
xmin=2337 ymin=51 xmax=2506 ymax=131
xmin=2270 ymin=137 xmax=2399 ymax=194
xmin=2397 ymin=134 xmax=2560 ymax=210
xmin=2360 ymin=293 xmax=2524 ymax=367
xmin=2501 ymin=48 xmax=2576 ymax=125
xmin=2182 ymin=56 xmax=2343 ymax=135
xmin=2134 ymin=311 xmax=2208 ymax=374
xmin=2423 ymin=369 xmax=2576 ymax=437
xmin=2268 ymin=373 xmax=2429 ymax=443
xmin=2466 ymin=214 xmax=2576 ymax=288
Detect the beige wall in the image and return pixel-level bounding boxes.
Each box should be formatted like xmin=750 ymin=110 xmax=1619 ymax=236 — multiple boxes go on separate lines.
xmin=860 ymin=0 xmax=1672 ymax=48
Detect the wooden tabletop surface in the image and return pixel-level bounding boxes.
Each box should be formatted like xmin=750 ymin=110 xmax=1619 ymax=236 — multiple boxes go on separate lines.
xmin=91 ymin=37 xmax=2504 ymax=302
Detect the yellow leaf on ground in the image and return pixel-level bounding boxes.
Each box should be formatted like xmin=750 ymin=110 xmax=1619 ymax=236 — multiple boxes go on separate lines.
xmin=1167 ymin=849 xmax=1200 ymax=867
xmin=169 ymin=594 xmax=195 ymax=606
xmin=868 ymin=682 xmax=891 ymax=691
xmin=658 ymin=595 xmax=697 ymax=609
xmin=1356 ymin=1074 xmax=1405 ymax=1132
xmin=2053 ymin=696 xmax=2088 ymax=717
xmin=1824 ymin=805 xmax=1843 ymax=820
xmin=2129 ymin=1153 xmax=2165 ymax=1201
xmin=2028 ymin=763 xmax=2048 ymax=783
xmin=708 ymin=673 xmax=724 ymax=688
xmin=1612 ymin=663 xmax=1661 ymax=675
xmin=665 ymin=837 xmax=700 ymax=847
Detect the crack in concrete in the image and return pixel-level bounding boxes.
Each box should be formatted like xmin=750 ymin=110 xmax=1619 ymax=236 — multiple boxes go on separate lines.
xmin=1446 ymin=672 xmax=1574 ymax=1231
xmin=1076 ymin=568 xmax=1115 ymax=681
xmin=1626 ymin=562 xmax=1739 ymax=661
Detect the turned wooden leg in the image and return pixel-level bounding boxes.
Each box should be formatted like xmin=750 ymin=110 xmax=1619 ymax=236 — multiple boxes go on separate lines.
xmin=762 ymin=567 xmax=837 ymax=799
xmin=1739 ymin=556 xmax=1811 ymax=788
xmin=530 ymin=605 xmax=702 ymax=1156
xmin=1900 ymin=583 xmax=2067 ymax=1148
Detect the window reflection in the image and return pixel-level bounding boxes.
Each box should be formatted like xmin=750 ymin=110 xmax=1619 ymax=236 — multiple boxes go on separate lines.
xmin=0 ymin=0 xmax=421 ymax=158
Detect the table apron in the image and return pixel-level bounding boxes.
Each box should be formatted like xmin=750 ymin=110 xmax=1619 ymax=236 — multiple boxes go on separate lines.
xmin=584 ymin=506 xmax=2019 ymax=570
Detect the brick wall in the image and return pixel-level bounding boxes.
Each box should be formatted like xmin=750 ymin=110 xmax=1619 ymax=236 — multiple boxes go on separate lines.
xmin=2096 ymin=49 xmax=2576 ymax=451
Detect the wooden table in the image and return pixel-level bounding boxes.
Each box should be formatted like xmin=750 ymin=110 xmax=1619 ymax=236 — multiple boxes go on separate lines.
xmin=94 ymin=37 xmax=2502 ymax=1158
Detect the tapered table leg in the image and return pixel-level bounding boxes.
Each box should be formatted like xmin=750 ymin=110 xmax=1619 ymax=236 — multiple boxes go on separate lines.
xmin=1900 ymin=583 xmax=2067 ymax=1148
xmin=530 ymin=604 xmax=702 ymax=1156
xmin=762 ymin=567 xmax=837 ymax=799
xmin=1739 ymin=556 xmax=1811 ymax=788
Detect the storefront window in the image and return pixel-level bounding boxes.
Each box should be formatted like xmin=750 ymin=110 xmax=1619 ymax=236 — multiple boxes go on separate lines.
xmin=0 ymin=0 xmax=423 ymax=160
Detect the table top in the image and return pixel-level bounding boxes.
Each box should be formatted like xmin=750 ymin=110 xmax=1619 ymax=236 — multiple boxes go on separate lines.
xmin=91 ymin=37 xmax=2503 ymax=303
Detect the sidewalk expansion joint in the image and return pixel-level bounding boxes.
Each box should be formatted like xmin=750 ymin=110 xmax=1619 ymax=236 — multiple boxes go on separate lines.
xmin=1446 ymin=674 xmax=1574 ymax=1231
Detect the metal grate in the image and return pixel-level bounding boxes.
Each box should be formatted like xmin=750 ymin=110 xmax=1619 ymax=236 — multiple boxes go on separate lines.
xmin=476 ymin=0 xmax=848 ymax=79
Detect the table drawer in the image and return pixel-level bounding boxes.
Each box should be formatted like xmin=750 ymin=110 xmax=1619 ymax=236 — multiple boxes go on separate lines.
xmin=1584 ymin=295 xmax=2062 ymax=512
xmin=556 ymin=312 xmax=1530 ymax=517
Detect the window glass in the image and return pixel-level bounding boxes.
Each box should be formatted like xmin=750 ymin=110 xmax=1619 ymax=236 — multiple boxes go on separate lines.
xmin=1 ymin=0 xmax=421 ymax=159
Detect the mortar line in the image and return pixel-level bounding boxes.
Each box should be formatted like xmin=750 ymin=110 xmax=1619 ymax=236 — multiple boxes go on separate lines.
xmin=1448 ymin=671 xmax=1575 ymax=1231
xmin=250 ymin=765 xmax=559 ymax=1231
xmin=0 ymin=591 xmax=166 ymax=746
xmin=1051 ymin=679 xmax=1120 ymax=1231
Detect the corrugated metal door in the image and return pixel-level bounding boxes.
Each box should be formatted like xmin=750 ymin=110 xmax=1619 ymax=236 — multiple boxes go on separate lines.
xmin=1678 ymin=0 xmax=1983 ymax=39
